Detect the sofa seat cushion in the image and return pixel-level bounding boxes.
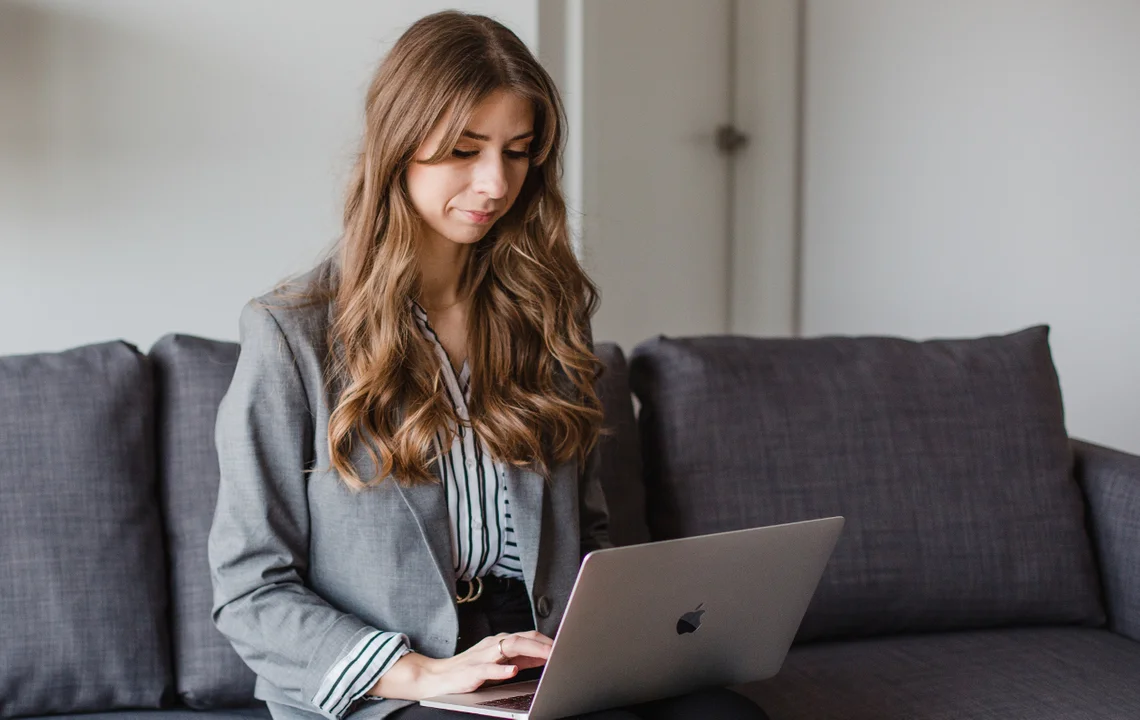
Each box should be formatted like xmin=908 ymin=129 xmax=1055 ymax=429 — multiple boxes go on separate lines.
xmin=733 ymin=628 xmax=1140 ymax=720
xmin=629 ymin=327 xmax=1104 ymax=641
xmin=0 ymin=342 xmax=172 ymax=717
xmin=150 ymin=334 xmax=254 ymax=709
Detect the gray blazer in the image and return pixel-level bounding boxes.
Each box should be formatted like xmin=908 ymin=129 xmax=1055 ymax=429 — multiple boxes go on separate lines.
xmin=208 ymin=273 xmax=612 ymax=720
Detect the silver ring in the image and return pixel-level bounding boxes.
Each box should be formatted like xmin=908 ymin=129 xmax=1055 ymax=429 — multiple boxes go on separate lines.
xmin=498 ymin=638 xmax=507 ymax=661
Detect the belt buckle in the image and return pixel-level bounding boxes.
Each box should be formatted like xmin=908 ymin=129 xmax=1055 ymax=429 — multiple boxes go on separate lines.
xmin=456 ymin=576 xmax=484 ymax=604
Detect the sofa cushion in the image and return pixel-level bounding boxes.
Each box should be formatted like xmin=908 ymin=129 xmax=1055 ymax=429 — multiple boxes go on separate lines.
xmin=593 ymin=343 xmax=649 ymax=547
xmin=1074 ymin=439 xmax=1140 ymax=643
xmin=43 ymin=708 xmax=270 ymax=720
xmin=629 ymin=326 xmax=1104 ymax=641
xmin=43 ymin=708 xmax=271 ymax=720
xmin=733 ymin=628 xmax=1140 ymax=719
xmin=0 ymin=342 xmax=172 ymax=717
xmin=150 ymin=334 xmax=255 ymax=709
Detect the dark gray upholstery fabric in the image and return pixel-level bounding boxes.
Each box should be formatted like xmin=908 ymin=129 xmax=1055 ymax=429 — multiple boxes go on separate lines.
xmin=733 ymin=628 xmax=1140 ymax=719
xmin=37 ymin=707 xmax=270 ymax=720
xmin=593 ymin=343 xmax=649 ymax=547
xmin=0 ymin=342 xmax=171 ymax=717
xmin=150 ymin=334 xmax=255 ymax=709
xmin=1074 ymin=439 xmax=1140 ymax=643
xmin=629 ymin=326 xmax=1104 ymax=641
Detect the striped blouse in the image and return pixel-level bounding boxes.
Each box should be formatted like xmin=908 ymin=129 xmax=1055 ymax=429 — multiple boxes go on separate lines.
xmin=311 ymin=300 xmax=524 ymax=718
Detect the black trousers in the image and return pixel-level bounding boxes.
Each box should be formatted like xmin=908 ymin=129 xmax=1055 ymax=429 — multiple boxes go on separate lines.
xmin=391 ymin=575 xmax=770 ymax=720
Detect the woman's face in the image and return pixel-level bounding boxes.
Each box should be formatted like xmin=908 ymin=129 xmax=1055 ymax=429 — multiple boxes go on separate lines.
xmin=407 ymin=89 xmax=535 ymax=247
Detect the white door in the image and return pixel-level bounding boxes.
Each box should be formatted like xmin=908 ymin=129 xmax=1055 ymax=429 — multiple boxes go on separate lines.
xmin=578 ymin=0 xmax=733 ymax=354
xmin=540 ymin=0 xmax=802 ymax=353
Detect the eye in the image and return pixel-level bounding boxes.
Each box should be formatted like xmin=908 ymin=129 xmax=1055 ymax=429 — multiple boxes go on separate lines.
xmin=452 ymin=149 xmax=478 ymax=159
xmin=505 ymin=149 xmax=530 ymax=160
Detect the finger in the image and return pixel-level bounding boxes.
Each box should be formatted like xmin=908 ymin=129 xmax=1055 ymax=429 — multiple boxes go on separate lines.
xmin=510 ymin=655 xmax=548 ymax=671
xmin=513 ymin=628 xmax=556 ymax=647
xmin=482 ymin=633 xmax=509 ymax=645
xmin=480 ymin=662 xmax=518 ymax=683
xmin=497 ymin=636 xmax=552 ymax=661
xmin=514 ymin=630 xmax=554 ymax=646
xmin=469 ymin=633 xmax=509 ymax=655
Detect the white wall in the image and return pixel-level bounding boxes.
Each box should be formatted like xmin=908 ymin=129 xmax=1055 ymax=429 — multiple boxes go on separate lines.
xmin=802 ymin=0 xmax=1140 ymax=453
xmin=0 ymin=0 xmax=537 ymax=355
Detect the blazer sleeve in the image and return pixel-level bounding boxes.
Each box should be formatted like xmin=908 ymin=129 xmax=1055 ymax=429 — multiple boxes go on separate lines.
xmin=208 ymin=302 xmax=409 ymax=720
xmin=579 ymin=320 xmax=614 ymax=558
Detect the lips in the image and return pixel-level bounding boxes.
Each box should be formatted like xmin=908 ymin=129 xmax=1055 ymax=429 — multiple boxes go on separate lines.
xmin=460 ymin=209 xmax=496 ymax=224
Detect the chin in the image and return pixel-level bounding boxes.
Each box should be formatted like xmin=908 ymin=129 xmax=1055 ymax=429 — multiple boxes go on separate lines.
xmin=444 ymin=231 xmax=487 ymax=246
xmin=446 ymin=224 xmax=494 ymax=245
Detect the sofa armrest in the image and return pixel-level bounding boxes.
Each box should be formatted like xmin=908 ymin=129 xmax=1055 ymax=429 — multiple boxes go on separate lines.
xmin=1073 ymin=438 xmax=1140 ymax=643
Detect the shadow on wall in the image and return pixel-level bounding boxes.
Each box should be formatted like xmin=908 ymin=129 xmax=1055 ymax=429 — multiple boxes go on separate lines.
xmin=0 ymin=0 xmax=292 ymax=166
xmin=0 ymin=1 xmax=49 ymax=158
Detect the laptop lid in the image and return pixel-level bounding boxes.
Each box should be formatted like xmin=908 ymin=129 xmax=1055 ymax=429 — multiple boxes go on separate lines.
xmin=523 ymin=515 xmax=844 ymax=718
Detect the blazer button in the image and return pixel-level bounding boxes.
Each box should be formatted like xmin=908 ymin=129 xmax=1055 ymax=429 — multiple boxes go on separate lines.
xmin=536 ymin=595 xmax=552 ymax=618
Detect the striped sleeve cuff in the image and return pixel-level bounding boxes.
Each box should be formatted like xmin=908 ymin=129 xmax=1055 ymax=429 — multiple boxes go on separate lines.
xmin=312 ymin=630 xmax=411 ymax=718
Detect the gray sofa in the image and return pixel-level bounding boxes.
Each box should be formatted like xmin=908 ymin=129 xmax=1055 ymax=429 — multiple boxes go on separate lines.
xmin=1 ymin=324 xmax=1138 ymax=719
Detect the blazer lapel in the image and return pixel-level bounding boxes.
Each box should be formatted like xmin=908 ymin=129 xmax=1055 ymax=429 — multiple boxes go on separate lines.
xmin=377 ymin=443 xmax=547 ymax=603
xmin=392 ymin=463 xmax=547 ymax=601
xmin=344 ymin=418 xmax=456 ymax=598
xmin=503 ymin=463 xmax=546 ymax=592
xmin=391 ymin=465 xmax=456 ymax=598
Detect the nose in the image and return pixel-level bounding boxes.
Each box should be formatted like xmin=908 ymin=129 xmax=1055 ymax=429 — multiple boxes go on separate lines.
xmin=471 ymin=152 xmax=509 ymax=200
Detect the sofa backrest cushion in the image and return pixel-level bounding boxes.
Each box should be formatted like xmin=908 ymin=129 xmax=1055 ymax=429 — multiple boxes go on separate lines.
xmin=150 ymin=333 xmax=256 ymax=709
xmin=628 ymin=326 xmax=1105 ymax=641
xmin=0 ymin=342 xmax=172 ymax=717
xmin=592 ymin=343 xmax=649 ymax=547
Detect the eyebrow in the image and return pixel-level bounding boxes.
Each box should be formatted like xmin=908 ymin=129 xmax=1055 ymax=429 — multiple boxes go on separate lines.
xmin=461 ymin=130 xmax=535 ymax=142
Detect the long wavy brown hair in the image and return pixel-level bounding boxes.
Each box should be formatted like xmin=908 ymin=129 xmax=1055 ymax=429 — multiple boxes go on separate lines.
xmin=274 ymin=10 xmax=603 ymax=490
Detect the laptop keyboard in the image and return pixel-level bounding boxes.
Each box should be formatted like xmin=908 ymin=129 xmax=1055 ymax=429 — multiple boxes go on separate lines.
xmin=476 ymin=692 xmax=535 ymax=711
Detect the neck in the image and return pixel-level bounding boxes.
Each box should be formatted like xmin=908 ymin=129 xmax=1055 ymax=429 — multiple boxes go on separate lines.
xmin=416 ymin=229 xmax=472 ymax=309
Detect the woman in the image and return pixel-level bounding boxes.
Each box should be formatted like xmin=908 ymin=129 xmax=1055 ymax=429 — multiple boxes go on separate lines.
xmin=208 ymin=10 xmax=769 ymax=720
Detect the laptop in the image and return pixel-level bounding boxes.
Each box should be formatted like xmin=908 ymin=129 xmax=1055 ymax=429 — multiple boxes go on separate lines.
xmin=419 ymin=515 xmax=845 ymax=719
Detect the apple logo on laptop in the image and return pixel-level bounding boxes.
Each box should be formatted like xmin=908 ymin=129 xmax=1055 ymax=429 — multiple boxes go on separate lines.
xmin=676 ymin=603 xmax=705 ymax=635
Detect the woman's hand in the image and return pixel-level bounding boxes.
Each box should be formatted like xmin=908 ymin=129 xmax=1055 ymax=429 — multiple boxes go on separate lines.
xmin=367 ymin=631 xmax=554 ymax=701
